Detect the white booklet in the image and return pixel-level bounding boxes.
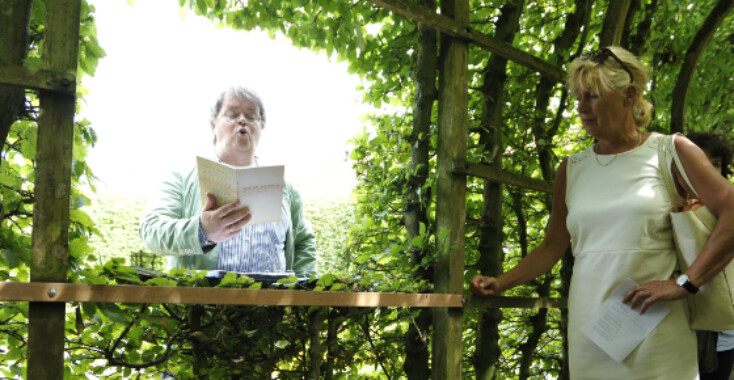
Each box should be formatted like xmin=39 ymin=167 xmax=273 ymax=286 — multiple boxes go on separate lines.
xmin=580 ymin=278 xmax=671 ymax=363
xmin=196 ymin=156 xmax=284 ymax=225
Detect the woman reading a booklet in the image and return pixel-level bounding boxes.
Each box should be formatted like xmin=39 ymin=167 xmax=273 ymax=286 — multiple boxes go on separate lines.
xmin=139 ymin=86 xmax=318 ymax=278
xmin=469 ymin=47 xmax=734 ymax=379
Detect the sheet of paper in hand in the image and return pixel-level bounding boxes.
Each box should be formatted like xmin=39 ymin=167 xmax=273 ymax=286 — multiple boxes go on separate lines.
xmin=196 ymin=156 xmax=284 ymax=225
xmin=580 ymin=278 xmax=671 ymax=363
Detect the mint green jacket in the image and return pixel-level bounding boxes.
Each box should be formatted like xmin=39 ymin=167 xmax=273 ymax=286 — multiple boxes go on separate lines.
xmin=138 ymin=165 xmax=317 ymax=277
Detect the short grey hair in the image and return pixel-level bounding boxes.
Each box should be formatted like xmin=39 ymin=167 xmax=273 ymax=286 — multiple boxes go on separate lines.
xmin=209 ymin=86 xmax=267 ymax=128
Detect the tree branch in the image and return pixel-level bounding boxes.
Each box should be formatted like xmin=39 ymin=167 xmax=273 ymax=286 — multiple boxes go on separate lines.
xmin=671 ymin=0 xmax=734 ymax=133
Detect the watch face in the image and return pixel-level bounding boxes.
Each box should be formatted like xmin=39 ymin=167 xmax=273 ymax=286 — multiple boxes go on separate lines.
xmin=677 ymin=274 xmax=689 ymax=287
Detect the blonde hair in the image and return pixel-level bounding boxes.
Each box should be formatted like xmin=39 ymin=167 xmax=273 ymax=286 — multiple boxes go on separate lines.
xmin=567 ymin=46 xmax=653 ymax=127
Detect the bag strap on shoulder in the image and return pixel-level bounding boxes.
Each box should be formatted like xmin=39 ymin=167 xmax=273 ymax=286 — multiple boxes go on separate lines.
xmin=658 ymin=134 xmax=686 ymax=209
xmin=667 ymin=133 xmax=700 ymax=198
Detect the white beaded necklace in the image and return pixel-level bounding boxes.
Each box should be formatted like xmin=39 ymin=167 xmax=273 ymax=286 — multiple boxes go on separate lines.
xmin=594 ymin=132 xmax=642 ymax=166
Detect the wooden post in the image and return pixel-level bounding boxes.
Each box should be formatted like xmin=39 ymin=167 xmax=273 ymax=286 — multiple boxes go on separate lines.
xmin=27 ymin=0 xmax=81 ymax=378
xmin=433 ymin=0 xmax=468 ymax=378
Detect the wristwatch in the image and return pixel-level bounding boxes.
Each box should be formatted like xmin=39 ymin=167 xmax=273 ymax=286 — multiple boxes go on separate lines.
xmin=198 ymin=223 xmax=217 ymax=252
xmin=676 ymin=274 xmax=699 ymax=294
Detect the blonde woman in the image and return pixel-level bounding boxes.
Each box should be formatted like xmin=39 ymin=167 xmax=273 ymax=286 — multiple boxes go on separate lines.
xmin=470 ymin=47 xmax=734 ymax=379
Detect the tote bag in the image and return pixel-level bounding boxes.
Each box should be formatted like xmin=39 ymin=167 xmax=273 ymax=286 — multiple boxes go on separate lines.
xmin=658 ymin=134 xmax=734 ymax=331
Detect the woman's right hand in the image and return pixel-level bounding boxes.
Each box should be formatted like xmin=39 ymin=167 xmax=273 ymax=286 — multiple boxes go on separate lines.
xmin=469 ymin=274 xmax=502 ymax=296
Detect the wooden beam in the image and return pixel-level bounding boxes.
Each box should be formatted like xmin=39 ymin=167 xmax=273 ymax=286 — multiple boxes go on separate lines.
xmin=366 ymin=0 xmax=565 ymax=82
xmin=0 ymin=282 xmax=465 ymax=308
xmin=0 ymin=282 xmax=573 ymax=310
xmin=0 ymin=65 xmax=76 ymax=95
xmin=454 ymin=162 xmax=554 ymax=193
xmin=27 ymin=0 xmax=81 ymax=378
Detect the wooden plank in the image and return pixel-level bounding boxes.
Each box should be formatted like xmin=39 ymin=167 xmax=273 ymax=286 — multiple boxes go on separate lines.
xmin=0 ymin=282 xmax=570 ymax=309
xmin=366 ymin=0 xmax=565 ymax=83
xmin=455 ymin=162 xmax=554 ymax=193
xmin=27 ymin=0 xmax=81 ymax=378
xmin=0 ymin=65 xmax=76 ymax=94
xmin=432 ymin=0 xmax=469 ymax=378
xmin=0 ymin=282 xmax=465 ymax=308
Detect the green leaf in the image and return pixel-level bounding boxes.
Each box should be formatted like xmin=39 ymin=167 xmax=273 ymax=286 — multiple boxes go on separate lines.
xmin=69 ymin=209 xmax=94 ymax=229
xmin=1 ymin=249 xmax=24 ymax=269
xmin=69 ymin=238 xmax=91 ymax=258
xmin=145 ymin=277 xmax=177 ymax=287
xmin=0 ymin=173 xmax=21 ymax=188
xmin=411 ymin=235 xmax=423 ymax=249
xmin=71 ymin=194 xmax=88 ymax=209
xmin=5 ymin=348 xmax=21 ymax=361
xmin=80 ymin=300 xmax=97 ymax=317
xmin=97 ymin=303 xmax=129 ymax=324
xmin=75 ymin=307 xmax=85 ymax=334
xmin=195 ymin=0 xmax=207 ymax=15
xmin=354 ymin=254 xmax=371 ymax=264
xmin=217 ymin=272 xmax=238 ymax=287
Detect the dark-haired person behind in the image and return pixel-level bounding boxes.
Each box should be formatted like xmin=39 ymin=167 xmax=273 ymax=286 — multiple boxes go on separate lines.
xmin=470 ymin=46 xmax=734 ymax=379
xmin=685 ymin=131 xmax=734 ymax=380
xmin=139 ymin=86 xmax=318 ymax=278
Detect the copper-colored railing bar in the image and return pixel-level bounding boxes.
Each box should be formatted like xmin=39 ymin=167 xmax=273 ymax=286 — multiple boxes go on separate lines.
xmin=454 ymin=162 xmax=554 ymax=194
xmin=365 ymin=0 xmax=565 ymax=83
xmin=465 ymin=295 xmax=567 ymax=309
xmin=0 ymin=282 xmax=570 ymax=309
xmin=0 ymin=282 xmax=464 ymax=308
xmin=0 ymin=65 xmax=76 ymax=95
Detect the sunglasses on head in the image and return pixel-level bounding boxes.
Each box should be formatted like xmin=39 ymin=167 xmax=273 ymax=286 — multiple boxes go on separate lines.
xmin=580 ymin=48 xmax=634 ymax=83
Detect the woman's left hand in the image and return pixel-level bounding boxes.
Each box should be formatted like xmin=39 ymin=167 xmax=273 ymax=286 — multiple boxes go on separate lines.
xmin=621 ymin=280 xmax=689 ymax=315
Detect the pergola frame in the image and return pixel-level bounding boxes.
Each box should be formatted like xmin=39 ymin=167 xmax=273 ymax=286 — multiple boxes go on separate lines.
xmin=0 ymin=0 xmax=646 ymax=378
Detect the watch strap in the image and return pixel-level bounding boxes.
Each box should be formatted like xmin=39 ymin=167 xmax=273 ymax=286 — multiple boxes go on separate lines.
xmin=677 ymin=274 xmax=699 ymax=294
xmin=680 ymin=280 xmax=699 ymax=294
xmin=198 ymin=222 xmax=217 ymax=252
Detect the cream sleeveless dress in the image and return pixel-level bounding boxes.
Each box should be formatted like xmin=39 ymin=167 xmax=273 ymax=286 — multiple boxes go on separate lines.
xmin=565 ymin=132 xmax=697 ymax=379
